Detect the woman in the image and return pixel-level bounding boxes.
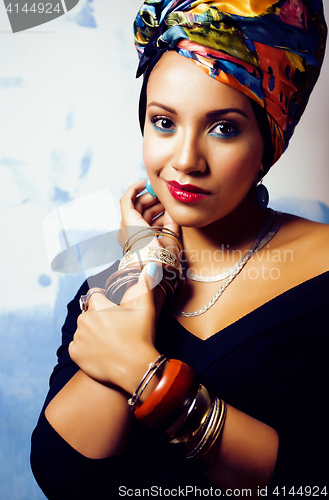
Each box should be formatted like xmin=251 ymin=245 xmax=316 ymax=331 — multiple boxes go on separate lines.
xmin=31 ymin=1 xmax=328 ymax=498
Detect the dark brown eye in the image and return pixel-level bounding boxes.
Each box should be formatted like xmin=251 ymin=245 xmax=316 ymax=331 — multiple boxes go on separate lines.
xmin=218 ymin=124 xmax=232 ymax=134
xmin=151 ymin=117 xmax=176 ymax=133
xmin=210 ymin=121 xmax=239 ymax=138
xmin=161 ymin=119 xmax=173 ymax=129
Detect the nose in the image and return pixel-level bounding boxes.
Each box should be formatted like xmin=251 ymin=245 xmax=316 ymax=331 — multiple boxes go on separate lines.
xmin=171 ymin=129 xmax=207 ymax=175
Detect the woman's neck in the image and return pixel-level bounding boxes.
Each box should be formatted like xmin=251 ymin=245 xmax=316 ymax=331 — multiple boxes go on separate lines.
xmin=180 ymin=203 xmax=271 ymax=275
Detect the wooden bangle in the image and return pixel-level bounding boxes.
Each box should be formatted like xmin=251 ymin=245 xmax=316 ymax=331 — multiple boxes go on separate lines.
xmin=161 ymin=378 xmax=200 ymax=436
xmin=134 ymin=359 xmax=196 ymax=427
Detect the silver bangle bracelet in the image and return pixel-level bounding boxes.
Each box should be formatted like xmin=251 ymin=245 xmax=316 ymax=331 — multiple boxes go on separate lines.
xmin=119 ymin=246 xmax=181 ymax=273
xmin=127 ymin=354 xmax=168 ymax=411
xmin=124 ymin=226 xmax=183 ymax=257
xmin=185 ymin=397 xmax=227 ymax=459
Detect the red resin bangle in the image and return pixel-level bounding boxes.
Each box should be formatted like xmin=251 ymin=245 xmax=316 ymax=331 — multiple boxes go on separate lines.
xmin=134 ymin=359 xmax=196 ymax=427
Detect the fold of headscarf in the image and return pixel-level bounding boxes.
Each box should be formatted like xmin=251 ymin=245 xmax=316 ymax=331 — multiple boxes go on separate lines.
xmin=134 ymin=0 xmax=327 ymax=166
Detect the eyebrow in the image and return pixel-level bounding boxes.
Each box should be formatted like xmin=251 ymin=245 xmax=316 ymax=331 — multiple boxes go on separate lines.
xmin=147 ymin=102 xmax=249 ymax=119
xmin=147 ymin=102 xmax=177 ymax=115
xmin=207 ymin=108 xmax=249 ymax=120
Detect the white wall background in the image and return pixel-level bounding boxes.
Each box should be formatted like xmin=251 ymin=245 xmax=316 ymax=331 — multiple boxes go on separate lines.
xmin=0 ymin=1 xmax=328 ymax=498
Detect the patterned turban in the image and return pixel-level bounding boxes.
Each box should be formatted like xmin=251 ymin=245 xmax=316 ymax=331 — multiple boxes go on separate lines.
xmin=134 ymin=0 xmax=327 ymax=167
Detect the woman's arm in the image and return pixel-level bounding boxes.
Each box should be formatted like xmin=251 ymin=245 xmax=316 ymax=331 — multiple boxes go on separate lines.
xmin=33 ymin=273 xmax=280 ymax=498
xmin=32 ymin=179 xmax=281 ymax=496
xmin=44 ymin=269 xmax=279 ymax=491
xmin=202 ymin=405 xmax=279 ymax=493
xmin=45 ymin=266 xmax=165 ymax=459
xmin=44 ymin=369 xmax=133 ymax=459
xmin=31 ymin=268 xmax=166 ymax=500
xmin=45 ymin=353 xmax=278 ymax=488
xmin=43 ymin=179 xmax=172 ymax=459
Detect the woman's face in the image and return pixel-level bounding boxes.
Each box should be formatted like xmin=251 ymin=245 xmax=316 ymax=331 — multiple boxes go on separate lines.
xmin=143 ymin=51 xmax=264 ymax=228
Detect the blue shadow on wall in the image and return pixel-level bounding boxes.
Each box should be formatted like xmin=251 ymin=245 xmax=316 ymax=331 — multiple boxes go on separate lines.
xmin=0 ymin=273 xmax=84 ymax=500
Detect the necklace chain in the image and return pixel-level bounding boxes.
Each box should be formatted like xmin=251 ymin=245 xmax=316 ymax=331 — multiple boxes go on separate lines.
xmin=171 ymin=210 xmax=282 ymax=317
xmin=187 ymin=264 xmax=242 ymax=282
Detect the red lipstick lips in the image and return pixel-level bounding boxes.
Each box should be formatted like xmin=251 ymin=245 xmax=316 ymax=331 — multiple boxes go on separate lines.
xmin=166 ymin=181 xmax=209 ymax=203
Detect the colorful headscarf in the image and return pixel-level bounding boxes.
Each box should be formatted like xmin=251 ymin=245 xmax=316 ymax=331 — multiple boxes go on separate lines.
xmin=134 ymin=0 xmax=327 ymax=167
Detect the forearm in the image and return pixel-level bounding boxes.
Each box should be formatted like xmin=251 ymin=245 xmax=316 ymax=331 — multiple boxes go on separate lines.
xmin=45 ymin=369 xmax=132 ymax=459
xmin=45 ymin=345 xmax=163 ymax=459
xmin=202 ymin=404 xmax=279 ymax=494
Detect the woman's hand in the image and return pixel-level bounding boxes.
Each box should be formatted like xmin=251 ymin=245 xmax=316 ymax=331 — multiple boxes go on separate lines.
xmin=119 ymin=179 xmax=180 ymax=248
xmin=69 ymin=180 xmax=180 ymax=394
xmin=69 ymin=264 xmax=162 ymax=395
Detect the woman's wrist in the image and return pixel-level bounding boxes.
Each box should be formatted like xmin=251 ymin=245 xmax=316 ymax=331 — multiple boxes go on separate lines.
xmin=130 ymin=357 xmax=227 ymax=461
xmin=119 ymin=345 xmax=165 ymax=401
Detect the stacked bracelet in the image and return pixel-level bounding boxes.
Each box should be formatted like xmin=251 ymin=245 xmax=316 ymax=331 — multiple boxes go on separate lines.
xmin=185 ymin=396 xmax=227 ymax=459
xmin=131 ymin=355 xmax=227 ymax=460
xmin=128 ymin=354 xmax=168 ymax=411
xmin=124 ymin=227 xmax=183 ymax=258
xmin=105 ymin=265 xmax=181 ymax=305
xmin=105 ymin=267 xmax=141 ymax=304
xmin=134 ymin=359 xmax=196 ymax=426
xmin=119 ymin=246 xmax=181 ymax=273
xmin=105 ymin=226 xmax=184 ymax=306
xmin=167 ymin=383 xmax=212 ymax=443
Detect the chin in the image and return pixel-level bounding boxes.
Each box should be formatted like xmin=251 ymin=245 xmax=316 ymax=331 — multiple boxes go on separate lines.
xmin=165 ymin=206 xmax=217 ymax=229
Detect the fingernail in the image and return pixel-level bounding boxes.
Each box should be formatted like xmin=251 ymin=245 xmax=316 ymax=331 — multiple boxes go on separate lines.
xmin=146 ymin=262 xmax=158 ymax=278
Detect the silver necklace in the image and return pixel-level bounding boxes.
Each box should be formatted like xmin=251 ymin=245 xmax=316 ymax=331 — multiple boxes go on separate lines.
xmin=172 ymin=210 xmax=282 ymax=317
xmin=187 ymin=263 xmax=240 ymax=282
xmin=187 ymin=210 xmax=274 ymax=282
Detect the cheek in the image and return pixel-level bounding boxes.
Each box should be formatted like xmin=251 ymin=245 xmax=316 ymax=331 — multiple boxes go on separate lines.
xmin=207 ymin=140 xmax=262 ymax=195
xmin=143 ymin=136 xmax=157 ymax=174
xmin=226 ymin=139 xmax=263 ymax=178
xmin=142 ymin=135 xmax=169 ymax=177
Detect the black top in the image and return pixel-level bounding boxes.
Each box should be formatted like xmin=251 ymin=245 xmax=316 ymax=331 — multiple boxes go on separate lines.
xmin=31 ymin=264 xmax=329 ymax=499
